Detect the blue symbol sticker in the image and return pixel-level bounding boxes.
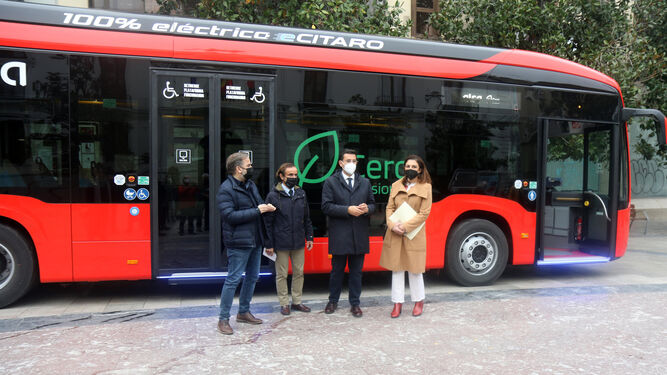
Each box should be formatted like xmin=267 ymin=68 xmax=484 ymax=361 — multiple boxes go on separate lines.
xmin=528 ymin=190 xmax=537 ymax=201
xmin=130 ymin=207 xmax=140 ymax=216
xmin=137 ymin=188 xmax=150 ymax=201
xmin=124 ymin=188 xmax=137 ymax=200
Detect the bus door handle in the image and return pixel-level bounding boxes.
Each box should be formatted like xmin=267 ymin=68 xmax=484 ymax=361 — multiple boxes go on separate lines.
xmin=584 ymin=191 xmax=611 ymax=221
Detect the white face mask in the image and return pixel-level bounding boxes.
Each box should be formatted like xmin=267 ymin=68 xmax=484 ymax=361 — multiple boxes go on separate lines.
xmin=343 ymin=162 xmax=356 ymax=175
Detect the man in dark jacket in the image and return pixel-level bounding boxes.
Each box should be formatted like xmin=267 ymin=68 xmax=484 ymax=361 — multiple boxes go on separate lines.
xmin=216 ymin=152 xmax=275 ymax=335
xmin=321 ymin=149 xmax=376 ymax=317
xmin=264 ymin=163 xmax=314 ymax=315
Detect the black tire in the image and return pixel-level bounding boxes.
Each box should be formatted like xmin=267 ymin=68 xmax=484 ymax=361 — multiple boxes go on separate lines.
xmin=445 ymin=219 xmax=508 ymax=286
xmin=0 ymin=225 xmax=37 ymax=308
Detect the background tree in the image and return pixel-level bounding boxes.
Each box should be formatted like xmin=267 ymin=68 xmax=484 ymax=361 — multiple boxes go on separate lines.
xmin=429 ymin=0 xmax=665 ymax=164
xmin=157 ymin=0 xmax=410 ymax=37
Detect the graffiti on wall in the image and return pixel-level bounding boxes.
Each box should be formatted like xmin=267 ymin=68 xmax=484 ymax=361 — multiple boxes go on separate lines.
xmin=631 ymin=159 xmax=666 ymax=196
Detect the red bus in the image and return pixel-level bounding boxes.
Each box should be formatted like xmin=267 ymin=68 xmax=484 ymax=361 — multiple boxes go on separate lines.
xmin=0 ymin=2 xmax=665 ymax=307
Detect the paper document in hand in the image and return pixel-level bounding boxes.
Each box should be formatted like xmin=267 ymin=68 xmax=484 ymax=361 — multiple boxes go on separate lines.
xmin=389 ymin=201 xmax=425 ymax=240
xmin=262 ymin=248 xmax=276 ymax=261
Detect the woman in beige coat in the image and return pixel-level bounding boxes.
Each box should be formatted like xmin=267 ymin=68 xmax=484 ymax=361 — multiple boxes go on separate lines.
xmin=379 ymin=155 xmax=432 ymax=318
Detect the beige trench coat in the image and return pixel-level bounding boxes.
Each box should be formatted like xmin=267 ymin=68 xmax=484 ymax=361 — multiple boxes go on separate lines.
xmin=379 ymin=180 xmax=432 ymax=274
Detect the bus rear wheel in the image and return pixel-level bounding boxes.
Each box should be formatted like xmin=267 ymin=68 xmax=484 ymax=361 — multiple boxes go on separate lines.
xmin=0 ymin=225 xmax=36 ymax=308
xmin=445 ymin=219 xmax=508 ymax=286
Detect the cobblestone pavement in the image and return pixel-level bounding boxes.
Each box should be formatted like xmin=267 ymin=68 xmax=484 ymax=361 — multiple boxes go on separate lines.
xmin=0 ymin=232 xmax=666 ymax=374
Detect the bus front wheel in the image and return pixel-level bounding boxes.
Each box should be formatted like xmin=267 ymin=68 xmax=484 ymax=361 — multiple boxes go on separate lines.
xmin=0 ymin=225 xmax=36 ymax=308
xmin=445 ymin=219 xmax=508 ymax=286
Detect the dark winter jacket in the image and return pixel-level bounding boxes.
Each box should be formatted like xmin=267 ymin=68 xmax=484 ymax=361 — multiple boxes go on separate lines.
xmin=216 ymin=175 xmax=267 ymax=250
xmin=321 ymin=171 xmax=376 ymax=255
xmin=265 ymin=183 xmax=314 ymax=251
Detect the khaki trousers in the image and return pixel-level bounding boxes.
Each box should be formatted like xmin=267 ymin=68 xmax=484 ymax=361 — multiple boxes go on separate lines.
xmin=275 ymin=248 xmax=305 ymax=306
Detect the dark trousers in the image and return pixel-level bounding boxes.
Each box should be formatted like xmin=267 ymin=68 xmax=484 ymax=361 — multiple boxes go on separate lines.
xmin=328 ymin=254 xmax=365 ymax=306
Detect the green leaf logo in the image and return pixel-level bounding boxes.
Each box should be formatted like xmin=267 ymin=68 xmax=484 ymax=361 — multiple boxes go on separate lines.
xmin=294 ymin=130 xmax=339 ymax=185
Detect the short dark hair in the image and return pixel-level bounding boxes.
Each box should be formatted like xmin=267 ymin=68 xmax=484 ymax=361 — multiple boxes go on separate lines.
xmin=339 ymin=149 xmax=357 ymax=161
xmin=226 ymin=152 xmax=248 ymax=175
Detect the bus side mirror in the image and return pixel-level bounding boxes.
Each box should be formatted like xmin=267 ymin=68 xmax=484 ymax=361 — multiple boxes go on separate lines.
xmin=622 ymin=108 xmax=666 ymax=146
xmin=546 ymin=177 xmax=561 ymax=188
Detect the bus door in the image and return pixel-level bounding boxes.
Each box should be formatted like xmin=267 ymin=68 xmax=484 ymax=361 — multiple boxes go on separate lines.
xmin=151 ymin=71 xmax=274 ymax=281
xmin=537 ymin=119 xmax=618 ymax=264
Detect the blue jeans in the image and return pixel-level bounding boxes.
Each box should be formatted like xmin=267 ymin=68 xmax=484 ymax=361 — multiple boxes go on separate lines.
xmin=219 ymin=246 xmax=262 ymax=320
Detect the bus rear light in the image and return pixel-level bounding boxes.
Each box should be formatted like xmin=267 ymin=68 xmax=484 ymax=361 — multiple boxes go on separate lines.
xmin=575 ymin=217 xmax=583 ymax=241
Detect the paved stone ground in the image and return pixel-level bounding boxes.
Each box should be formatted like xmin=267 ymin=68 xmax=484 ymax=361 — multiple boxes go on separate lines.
xmin=1 ymin=284 xmax=666 ymax=374
xmin=1 ymin=226 xmax=666 ymax=374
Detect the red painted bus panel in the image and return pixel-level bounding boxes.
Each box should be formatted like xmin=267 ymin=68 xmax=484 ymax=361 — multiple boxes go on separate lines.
xmin=483 ymin=49 xmax=622 ymax=94
xmin=71 ymin=204 xmax=150 ymax=241
xmin=426 ymin=195 xmax=537 ymax=266
xmin=0 ymin=22 xmax=173 ymax=58
xmin=71 ymin=204 xmax=151 ymax=281
xmin=0 ymin=195 xmax=72 ymax=282
xmin=0 ymin=22 xmax=497 ymax=80
xmin=72 ymin=241 xmax=151 ymax=281
xmin=172 ymin=37 xmax=497 ymax=80
xmin=0 ymin=21 xmax=627 ymax=91
xmin=303 ymin=236 xmax=384 ymax=273
xmin=615 ymin=207 xmax=630 ymax=258
xmin=303 ymin=196 xmax=535 ymax=274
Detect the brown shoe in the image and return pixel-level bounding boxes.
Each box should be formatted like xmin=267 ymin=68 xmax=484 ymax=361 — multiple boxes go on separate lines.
xmin=350 ymin=305 xmax=363 ymax=318
xmin=291 ymin=303 xmax=311 ymax=312
xmin=324 ymin=301 xmax=337 ymax=314
xmin=217 ymin=319 xmax=233 ymax=335
xmin=236 ymin=311 xmax=263 ymax=325
xmin=280 ymin=305 xmax=291 ymax=315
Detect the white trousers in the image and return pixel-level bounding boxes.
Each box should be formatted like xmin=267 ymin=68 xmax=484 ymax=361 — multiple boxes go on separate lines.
xmin=391 ymin=271 xmax=425 ymax=303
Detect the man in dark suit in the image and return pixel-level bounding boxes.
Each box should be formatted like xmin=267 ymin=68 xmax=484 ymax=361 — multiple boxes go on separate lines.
xmin=321 ymin=149 xmax=376 ymax=317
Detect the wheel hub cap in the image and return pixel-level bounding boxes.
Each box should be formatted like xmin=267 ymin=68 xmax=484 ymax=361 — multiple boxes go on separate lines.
xmin=0 ymin=244 xmax=15 ymax=289
xmin=459 ymin=233 xmax=497 ymax=276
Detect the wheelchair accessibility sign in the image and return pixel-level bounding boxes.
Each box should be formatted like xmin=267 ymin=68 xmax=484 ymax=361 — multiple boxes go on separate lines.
xmin=137 ymin=188 xmax=149 ymax=201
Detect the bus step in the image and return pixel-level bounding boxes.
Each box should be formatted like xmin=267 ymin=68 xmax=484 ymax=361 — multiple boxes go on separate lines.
xmin=537 ymin=255 xmax=610 ymax=265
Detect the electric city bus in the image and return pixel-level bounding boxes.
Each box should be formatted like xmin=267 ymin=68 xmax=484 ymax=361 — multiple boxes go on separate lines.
xmin=0 ymin=1 xmax=665 ymax=307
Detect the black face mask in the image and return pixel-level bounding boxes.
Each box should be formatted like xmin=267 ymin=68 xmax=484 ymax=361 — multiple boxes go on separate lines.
xmin=405 ymin=169 xmax=419 ymax=180
xmin=285 ymin=177 xmax=299 ymax=188
xmin=243 ymin=167 xmax=254 ymax=180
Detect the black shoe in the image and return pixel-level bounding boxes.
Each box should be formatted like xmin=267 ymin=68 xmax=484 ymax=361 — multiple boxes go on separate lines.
xmin=324 ymin=301 xmax=337 ymax=314
xmin=350 ymin=305 xmax=363 ymax=318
